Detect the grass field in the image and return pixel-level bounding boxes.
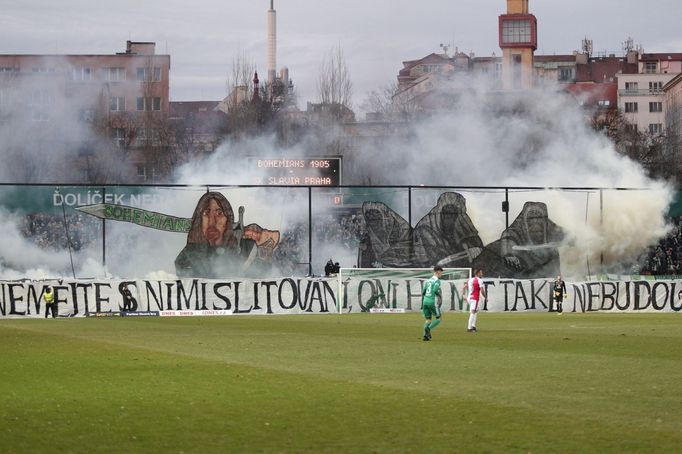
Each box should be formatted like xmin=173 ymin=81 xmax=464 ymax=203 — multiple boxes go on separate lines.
xmin=0 ymin=313 xmax=681 ymax=453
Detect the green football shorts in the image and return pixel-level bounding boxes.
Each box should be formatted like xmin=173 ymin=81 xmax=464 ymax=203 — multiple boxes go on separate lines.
xmin=422 ymin=302 xmax=441 ymax=320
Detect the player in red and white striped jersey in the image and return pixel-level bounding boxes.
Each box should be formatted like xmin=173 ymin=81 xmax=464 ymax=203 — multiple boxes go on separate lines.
xmin=461 ymin=268 xmax=487 ymax=332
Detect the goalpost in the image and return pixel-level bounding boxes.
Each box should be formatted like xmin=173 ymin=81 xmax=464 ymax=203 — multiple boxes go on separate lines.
xmin=336 ymin=268 xmax=472 ymax=314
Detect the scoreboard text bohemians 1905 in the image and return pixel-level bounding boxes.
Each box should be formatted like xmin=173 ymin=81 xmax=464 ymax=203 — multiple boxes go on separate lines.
xmin=249 ymin=157 xmax=341 ymax=186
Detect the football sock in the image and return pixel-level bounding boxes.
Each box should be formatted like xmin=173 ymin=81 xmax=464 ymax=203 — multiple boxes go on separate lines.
xmin=429 ymin=318 xmax=441 ymax=331
xmin=468 ymin=313 xmax=477 ymax=329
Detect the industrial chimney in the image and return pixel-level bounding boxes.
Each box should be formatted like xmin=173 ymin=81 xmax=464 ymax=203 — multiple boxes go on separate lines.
xmin=267 ymin=0 xmax=276 ymax=86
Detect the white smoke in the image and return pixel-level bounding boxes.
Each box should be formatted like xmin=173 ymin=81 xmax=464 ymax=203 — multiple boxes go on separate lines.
xmin=347 ymin=76 xmax=673 ymax=277
xmin=0 ymin=59 xmax=130 ymax=184
xmin=0 ymin=71 xmax=674 ymax=280
xmin=0 ymin=58 xmax=136 ymax=279
xmin=173 ymin=135 xmax=322 ymax=275
xmin=0 ymin=207 xmax=108 ymax=279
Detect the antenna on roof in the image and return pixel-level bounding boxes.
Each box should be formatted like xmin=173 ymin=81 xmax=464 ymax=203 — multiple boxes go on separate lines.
xmin=439 ymin=43 xmax=450 ymax=57
xmin=581 ymin=37 xmax=593 ymax=56
xmin=622 ymin=37 xmax=634 ymax=54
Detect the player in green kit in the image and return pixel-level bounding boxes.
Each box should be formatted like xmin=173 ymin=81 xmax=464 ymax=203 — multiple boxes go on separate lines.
xmin=421 ymin=265 xmax=444 ymax=341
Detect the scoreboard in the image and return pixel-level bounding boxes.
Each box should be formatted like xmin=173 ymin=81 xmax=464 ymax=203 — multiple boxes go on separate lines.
xmin=248 ymin=157 xmax=342 ymax=186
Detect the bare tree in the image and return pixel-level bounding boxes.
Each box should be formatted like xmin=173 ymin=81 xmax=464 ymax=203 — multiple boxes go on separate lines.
xmin=81 ymin=89 xmax=128 ymax=183
xmin=132 ymin=56 xmax=178 ymax=182
xmin=317 ymin=44 xmax=353 ymax=109
xmin=221 ymin=50 xmax=296 ymax=141
xmin=361 ymin=81 xmax=420 ymax=121
xmin=592 ymin=108 xmax=682 ymax=183
xmin=222 ymin=50 xmax=256 ymax=114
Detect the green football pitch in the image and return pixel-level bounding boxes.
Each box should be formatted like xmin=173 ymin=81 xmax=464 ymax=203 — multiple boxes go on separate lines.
xmin=1 ymin=313 xmax=680 ymax=453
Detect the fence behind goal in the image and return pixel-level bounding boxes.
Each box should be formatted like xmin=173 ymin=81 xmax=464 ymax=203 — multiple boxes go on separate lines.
xmin=337 ymin=268 xmax=471 ymax=314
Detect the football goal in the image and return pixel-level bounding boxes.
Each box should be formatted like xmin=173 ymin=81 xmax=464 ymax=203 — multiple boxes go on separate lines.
xmin=336 ymin=268 xmax=471 ymax=314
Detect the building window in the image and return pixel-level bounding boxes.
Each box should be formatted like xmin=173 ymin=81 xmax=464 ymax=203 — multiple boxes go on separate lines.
xmin=598 ymin=100 xmax=610 ymax=107
xmin=136 ymin=165 xmax=146 ymax=179
xmin=135 ymin=128 xmax=159 ymax=146
xmin=31 ymin=67 xmax=56 ymax=74
xmin=512 ymin=54 xmax=522 ymax=89
xmin=110 ymin=96 xmax=125 ymax=111
xmin=0 ymin=67 xmax=18 ymax=73
xmin=625 ymin=123 xmax=638 ymax=133
xmin=136 ymin=97 xmax=160 ymax=111
xmin=649 ymin=123 xmax=663 ymax=134
xmin=69 ymin=67 xmax=92 ymax=81
xmin=112 ymin=128 xmax=126 ymax=148
xmin=624 ymin=102 xmax=638 ymax=113
xmin=421 ymin=64 xmax=443 ymax=74
xmin=150 ymin=129 xmax=160 ymax=145
xmin=558 ymin=68 xmax=574 ymax=82
xmin=135 ymin=127 xmax=147 ymax=145
xmin=106 ymin=67 xmax=126 ymax=82
xmin=649 ymin=81 xmax=663 ymax=93
xmin=644 ymin=62 xmax=657 ymax=74
xmin=649 ymin=102 xmax=663 ymax=113
xmin=625 ymin=82 xmax=638 ymax=91
xmin=502 ymin=19 xmax=532 ymax=44
xmin=136 ymin=67 xmax=162 ymax=81
xmin=30 ymin=89 xmax=50 ymax=121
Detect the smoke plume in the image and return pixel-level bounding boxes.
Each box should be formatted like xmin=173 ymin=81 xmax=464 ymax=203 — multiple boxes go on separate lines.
xmin=0 ymin=71 xmax=674 ymax=279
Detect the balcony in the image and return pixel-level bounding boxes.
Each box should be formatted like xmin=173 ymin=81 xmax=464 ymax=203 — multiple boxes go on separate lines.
xmin=619 ymin=89 xmax=664 ymax=96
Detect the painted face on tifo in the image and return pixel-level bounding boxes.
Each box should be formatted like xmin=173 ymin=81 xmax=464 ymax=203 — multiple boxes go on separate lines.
xmin=202 ymin=198 xmax=227 ymax=246
xmin=366 ymin=209 xmax=386 ymax=238
xmin=441 ymin=204 xmax=459 ymax=233
xmin=525 ymin=212 xmax=546 ymax=245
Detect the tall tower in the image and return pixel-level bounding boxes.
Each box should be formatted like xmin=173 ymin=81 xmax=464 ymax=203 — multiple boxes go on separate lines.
xmin=267 ymin=0 xmax=277 ymax=86
xmin=499 ymin=0 xmax=537 ymax=90
xmin=252 ymin=71 xmax=261 ymax=103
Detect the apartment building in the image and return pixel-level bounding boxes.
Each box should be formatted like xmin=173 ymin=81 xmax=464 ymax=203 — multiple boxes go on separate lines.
xmin=0 ymin=41 xmax=170 ymax=181
xmin=664 ymin=73 xmax=682 ymax=148
xmin=395 ymin=52 xmax=473 ymax=107
xmin=617 ymin=54 xmax=682 ymax=135
xmin=389 ymin=1 xmax=682 ymax=138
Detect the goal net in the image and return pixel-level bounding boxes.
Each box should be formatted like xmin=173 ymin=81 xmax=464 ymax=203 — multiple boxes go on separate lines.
xmin=336 ymin=267 xmax=472 ymax=314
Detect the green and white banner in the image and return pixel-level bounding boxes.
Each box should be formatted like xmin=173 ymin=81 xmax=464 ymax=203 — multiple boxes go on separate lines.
xmin=76 ymin=203 xmax=192 ymax=233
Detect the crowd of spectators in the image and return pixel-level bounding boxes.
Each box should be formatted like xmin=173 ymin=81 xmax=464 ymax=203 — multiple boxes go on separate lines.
xmin=21 ymin=213 xmax=101 ymax=251
xmin=272 ymin=223 xmax=307 ymax=276
xmin=635 ymin=217 xmax=682 ymax=276
xmin=272 ymin=212 xmax=366 ymax=276
xmin=313 ymin=213 xmax=365 ymax=251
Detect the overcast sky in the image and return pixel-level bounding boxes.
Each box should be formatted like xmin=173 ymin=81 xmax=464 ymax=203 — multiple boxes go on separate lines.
xmin=2 ymin=0 xmax=682 ymax=108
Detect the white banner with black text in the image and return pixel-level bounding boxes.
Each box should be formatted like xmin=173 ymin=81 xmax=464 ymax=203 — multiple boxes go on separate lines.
xmin=1 ymin=277 xmax=681 ymax=318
